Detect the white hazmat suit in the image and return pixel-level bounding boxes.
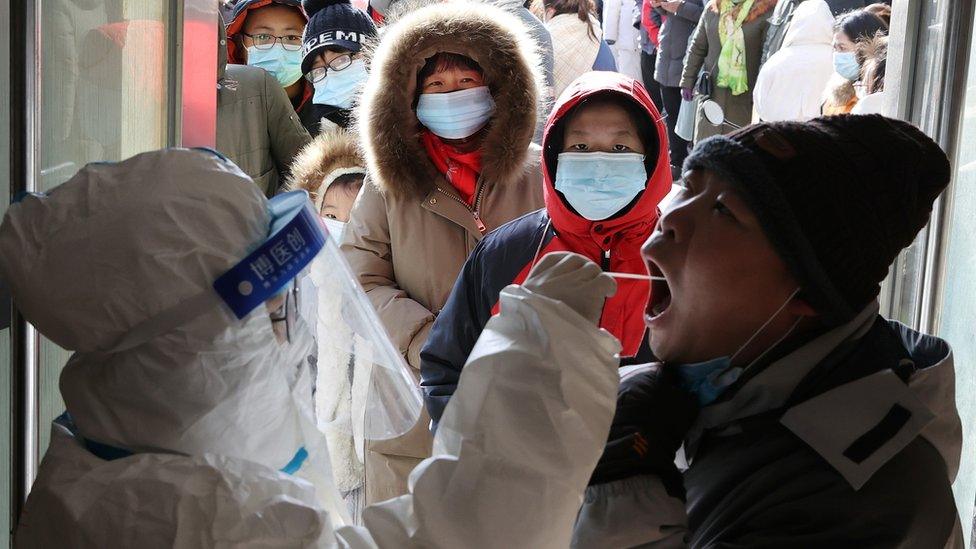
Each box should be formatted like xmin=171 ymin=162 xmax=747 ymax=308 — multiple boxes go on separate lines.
xmin=0 ymin=149 xmax=622 ymax=548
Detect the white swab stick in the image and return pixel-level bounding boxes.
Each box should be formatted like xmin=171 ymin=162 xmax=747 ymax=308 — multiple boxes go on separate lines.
xmin=606 ymin=272 xmax=667 ymax=281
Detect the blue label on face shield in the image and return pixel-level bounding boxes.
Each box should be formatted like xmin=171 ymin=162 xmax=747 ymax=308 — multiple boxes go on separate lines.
xmin=213 ymin=191 xmax=327 ymax=319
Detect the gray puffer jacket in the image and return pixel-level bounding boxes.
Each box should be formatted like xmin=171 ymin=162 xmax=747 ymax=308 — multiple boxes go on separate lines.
xmin=215 ymin=22 xmax=310 ymax=197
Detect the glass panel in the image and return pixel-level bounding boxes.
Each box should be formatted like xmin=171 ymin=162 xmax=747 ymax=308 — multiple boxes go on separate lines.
xmin=0 ymin=0 xmax=10 ymax=543
xmin=36 ymin=0 xmax=172 ymax=455
xmin=937 ymin=7 xmax=976 ymax=543
xmin=886 ymin=0 xmax=943 ymax=327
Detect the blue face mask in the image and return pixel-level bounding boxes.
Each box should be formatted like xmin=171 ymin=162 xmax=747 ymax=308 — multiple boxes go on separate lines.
xmin=247 ymin=45 xmax=303 ymax=87
xmin=415 ymin=86 xmax=496 ymax=140
xmin=554 ymin=152 xmax=647 ymax=221
xmin=313 ymin=59 xmax=369 ymax=109
xmin=833 ymin=51 xmax=860 ymax=82
xmin=674 ymin=288 xmax=802 ymax=406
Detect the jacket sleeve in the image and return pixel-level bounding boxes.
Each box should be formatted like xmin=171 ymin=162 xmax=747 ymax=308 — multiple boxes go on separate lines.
xmin=680 ymin=11 xmax=710 ymax=89
xmin=675 ymin=0 xmax=704 ymax=23
xmin=264 ymin=72 xmax=311 ymax=194
xmin=340 ymin=181 xmax=435 ymax=369
xmin=573 ymin=475 xmax=688 ymax=548
xmin=419 ymin=240 xmax=493 ymax=428
xmin=359 ymin=284 xmax=623 ymax=548
xmin=603 ymin=0 xmax=622 ymax=43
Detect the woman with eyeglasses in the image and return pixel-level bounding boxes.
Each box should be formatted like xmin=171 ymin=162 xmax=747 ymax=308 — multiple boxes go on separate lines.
xmin=216 ymin=10 xmax=310 ymax=197
xmin=299 ymin=0 xmax=378 ymax=134
xmin=225 ymin=1 xmax=319 ymax=131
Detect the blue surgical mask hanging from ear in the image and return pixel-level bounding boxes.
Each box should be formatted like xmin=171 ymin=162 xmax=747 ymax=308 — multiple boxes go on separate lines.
xmin=676 ymin=288 xmax=803 ymax=406
xmin=554 ymin=152 xmax=647 ymax=221
xmin=415 ymin=86 xmax=496 ymax=140
xmin=313 ymin=59 xmax=369 ymax=109
xmin=248 ymin=45 xmax=303 ymax=87
xmin=833 ymin=51 xmax=860 ymax=82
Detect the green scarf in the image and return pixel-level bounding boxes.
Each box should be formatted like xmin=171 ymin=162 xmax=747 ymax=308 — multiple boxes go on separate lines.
xmin=716 ymin=0 xmax=756 ymax=96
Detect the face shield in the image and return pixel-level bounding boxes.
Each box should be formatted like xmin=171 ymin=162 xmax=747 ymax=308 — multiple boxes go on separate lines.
xmin=216 ymin=191 xmax=423 ymax=445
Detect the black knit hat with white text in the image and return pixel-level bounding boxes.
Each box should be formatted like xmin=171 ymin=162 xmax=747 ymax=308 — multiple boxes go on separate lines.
xmin=301 ymin=0 xmax=377 ymax=74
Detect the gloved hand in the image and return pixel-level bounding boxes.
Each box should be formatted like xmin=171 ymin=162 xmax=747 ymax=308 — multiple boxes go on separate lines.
xmin=681 ymin=87 xmax=695 ymax=102
xmin=589 ymin=365 xmax=699 ymax=498
xmin=522 ymin=252 xmax=616 ymax=325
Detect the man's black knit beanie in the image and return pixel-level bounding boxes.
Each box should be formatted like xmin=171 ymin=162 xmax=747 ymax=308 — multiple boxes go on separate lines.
xmin=683 ymin=114 xmax=950 ymax=326
xmin=301 ymin=0 xmax=377 ymax=74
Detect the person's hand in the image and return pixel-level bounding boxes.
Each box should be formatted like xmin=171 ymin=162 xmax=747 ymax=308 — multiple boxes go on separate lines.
xmin=681 ymin=87 xmax=695 ymax=101
xmin=589 ymin=365 xmax=699 ymax=494
xmin=522 ymin=252 xmax=616 ymax=325
xmin=660 ymin=0 xmax=682 ymax=13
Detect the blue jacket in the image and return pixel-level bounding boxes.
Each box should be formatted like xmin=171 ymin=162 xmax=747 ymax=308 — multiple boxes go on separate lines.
xmin=421 ymin=210 xmax=552 ymax=425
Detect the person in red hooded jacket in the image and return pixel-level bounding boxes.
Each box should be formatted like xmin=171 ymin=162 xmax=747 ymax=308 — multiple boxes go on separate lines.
xmin=420 ymin=71 xmax=672 ymax=427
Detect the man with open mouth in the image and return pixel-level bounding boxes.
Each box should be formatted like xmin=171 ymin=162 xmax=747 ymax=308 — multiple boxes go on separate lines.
xmin=567 ymin=114 xmax=963 ymax=547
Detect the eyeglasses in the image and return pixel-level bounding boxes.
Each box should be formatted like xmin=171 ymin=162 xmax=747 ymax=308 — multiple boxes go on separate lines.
xmin=240 ymin=32 xmax=303 ymax=51
xmin=304 ymin=53 xmax=355 ymax=84
xmin=269 ymin=280 xmax=300 ymax=342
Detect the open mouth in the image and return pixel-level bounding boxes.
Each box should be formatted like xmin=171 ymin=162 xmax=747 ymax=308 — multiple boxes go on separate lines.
xmin=646 ymin=260 xmax=672 ymax=320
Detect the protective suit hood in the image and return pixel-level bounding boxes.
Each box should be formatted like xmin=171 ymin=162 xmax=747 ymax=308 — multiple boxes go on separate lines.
xmin=0 ymin=149 xmax=313 ymax=471
xmin=782 ymin=0 xmax=833 ymax=48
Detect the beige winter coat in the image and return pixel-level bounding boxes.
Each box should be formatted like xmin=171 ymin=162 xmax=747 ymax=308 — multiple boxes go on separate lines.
xmin=341 ymin=0 xmax=545 ymax=503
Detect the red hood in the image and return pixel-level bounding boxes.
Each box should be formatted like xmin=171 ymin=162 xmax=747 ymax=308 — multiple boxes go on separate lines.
xmin=542 ymin=71 xmax=671 ymax=261
xmin=225 ymin=0 xmax=307 ymax=65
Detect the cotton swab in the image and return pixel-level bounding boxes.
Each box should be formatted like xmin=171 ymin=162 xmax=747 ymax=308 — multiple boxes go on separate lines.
xmin=606 ymin=272 xmax=667 ymax=281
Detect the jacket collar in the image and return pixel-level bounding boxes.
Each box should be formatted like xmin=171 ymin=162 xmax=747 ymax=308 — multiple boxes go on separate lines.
xmin=687 ymin=301 xmax=960 ymax=490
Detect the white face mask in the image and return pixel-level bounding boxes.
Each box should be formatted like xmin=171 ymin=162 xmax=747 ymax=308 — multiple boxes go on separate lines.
xmin=415 ymin=86 xmax=496 ymax=140
xmin=322 ymin=218 xmax=346 ymax=243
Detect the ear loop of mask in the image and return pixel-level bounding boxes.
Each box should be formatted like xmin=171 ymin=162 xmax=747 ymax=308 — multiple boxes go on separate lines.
xmin=729 ymin=287 xmax=803 ymax=370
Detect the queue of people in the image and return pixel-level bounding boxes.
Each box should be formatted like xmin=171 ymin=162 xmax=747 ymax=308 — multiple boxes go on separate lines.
xmin=0 ymin=0 xmax=966 ymax=546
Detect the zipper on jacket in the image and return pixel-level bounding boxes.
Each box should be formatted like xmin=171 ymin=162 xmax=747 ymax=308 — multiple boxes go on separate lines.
xmin=436 ymin=178 xmax=488 ymax=235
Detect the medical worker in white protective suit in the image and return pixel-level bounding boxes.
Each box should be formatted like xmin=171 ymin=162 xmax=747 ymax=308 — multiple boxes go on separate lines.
xmin=0 ymin=148 xmax=622 ymax=548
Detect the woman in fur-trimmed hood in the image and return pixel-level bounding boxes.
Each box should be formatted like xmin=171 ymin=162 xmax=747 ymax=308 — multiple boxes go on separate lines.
xmin=340 ymin=0 xmax=546 ymax=504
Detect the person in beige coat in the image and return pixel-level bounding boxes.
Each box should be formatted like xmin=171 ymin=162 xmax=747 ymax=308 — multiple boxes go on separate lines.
xmin=341 ymin=0 xmax=545 ymax=503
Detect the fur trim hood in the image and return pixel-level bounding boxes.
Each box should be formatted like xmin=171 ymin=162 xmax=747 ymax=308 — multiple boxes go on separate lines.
xmin=707 ymin=0 xmax=776 ymax=24
xmin=358 ymin=0 xmax=544 ymax=197
xmin=287 ymin=128 xmax=366 ymax=211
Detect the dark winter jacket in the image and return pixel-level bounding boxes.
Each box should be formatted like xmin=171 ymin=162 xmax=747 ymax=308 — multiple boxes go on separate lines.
xmin=654 ymin=0 xmax=704 ymax=87
xmin=571 ymin=303 xmax=965 ymax=548
xmin=420 ymin=71 xmax=673 ymax=426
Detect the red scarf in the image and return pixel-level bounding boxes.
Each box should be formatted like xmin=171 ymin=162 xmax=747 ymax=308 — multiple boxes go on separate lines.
xmin=421 ymin=131 xmax=483 ymax=206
